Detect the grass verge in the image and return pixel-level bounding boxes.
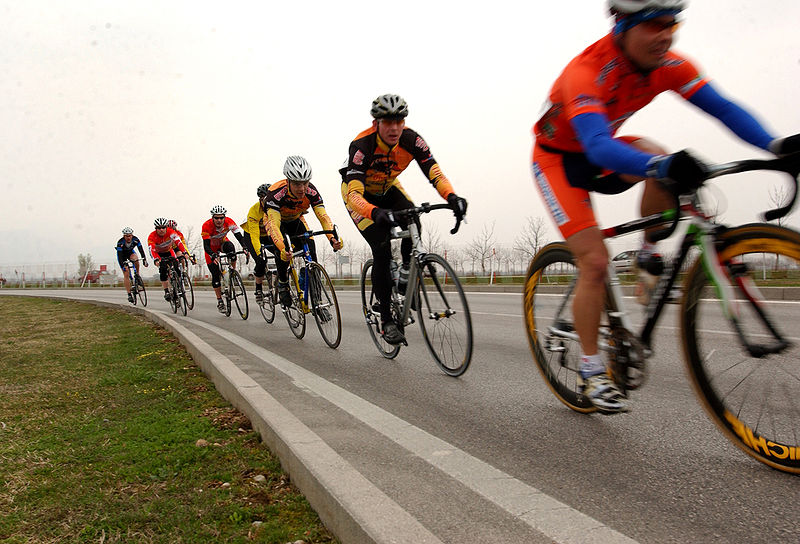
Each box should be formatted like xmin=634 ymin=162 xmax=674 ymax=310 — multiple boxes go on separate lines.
xmin=0 ymin=296 xmax=336 ymax=544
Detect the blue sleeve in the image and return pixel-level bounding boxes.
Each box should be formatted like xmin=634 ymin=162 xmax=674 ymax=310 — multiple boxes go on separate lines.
xmin=570 ymin=113 xmax=655 ymax=177
xmin=687 ymin=83 xmax=774 ymax=150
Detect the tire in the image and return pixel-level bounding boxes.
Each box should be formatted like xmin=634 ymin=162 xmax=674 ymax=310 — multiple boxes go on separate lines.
xmin=284 ymin=270 xmax=306 ymax=339
xmin=681 ymin=224 xmax=800 ymax=473
xmin=308 ymin=262 xmax=342 ymax=349
xmin=176 ymin=273 xmax=188 ymax=316
xmin=415 ymin=253 xmax=473 ymax=377
xmin=135 ymin=274 xmax=147 ymax=307
xmin=523 ymin=242 xmax=597 ymax=413
xmin=259 ymin=272 xmax=277 ymax=324
xmin=183 ymin=271 xmax=194 ymax=310
xmin=168 ymin=273 xmax=178 ymax=314
xmin=230 ymin=270 xmax=249 ymax=320
xmin=360 ymin=259 xmax=401 ymax=359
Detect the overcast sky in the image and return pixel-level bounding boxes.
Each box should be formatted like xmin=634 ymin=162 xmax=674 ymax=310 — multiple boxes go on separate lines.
xmin=2 ymin=0 xmax=800 ymax=269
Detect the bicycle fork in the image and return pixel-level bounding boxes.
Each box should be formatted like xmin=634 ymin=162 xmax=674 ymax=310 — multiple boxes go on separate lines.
xmin=698 ymin=233 xmax=791 ymax=358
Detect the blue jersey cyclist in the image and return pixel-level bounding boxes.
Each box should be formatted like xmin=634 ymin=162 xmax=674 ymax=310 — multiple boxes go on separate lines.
xmin=115 ymin=227 xmax=148 ymax=303
xmin=531 ymin=0 xmax=800 ymax=413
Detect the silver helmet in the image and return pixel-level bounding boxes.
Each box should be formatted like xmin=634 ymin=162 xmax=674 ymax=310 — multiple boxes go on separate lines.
xmin=283 ymin=155 xmax=312 ymax=182
xmin=608 ymin=0 xmax=686 ymax=14
xmin=210 ymin=205 xmax=227 ymax=216
xmin=122 ymin=227 xmax=134 ymax=235
xmin=370 ymin=94 xmax=409 ymax=119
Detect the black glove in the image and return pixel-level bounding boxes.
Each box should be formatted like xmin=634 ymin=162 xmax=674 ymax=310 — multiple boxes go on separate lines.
xmin=647 ymin=150 xmax=708 ymax=196
xmin=769 ymin=133 xmax=800 ymax=157
xmin=447 ymin=193 xmax=468 ymax=220
xmin=371 ymin=207 xmax=397 ymax=229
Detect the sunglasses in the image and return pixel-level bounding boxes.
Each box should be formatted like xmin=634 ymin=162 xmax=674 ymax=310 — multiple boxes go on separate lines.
xmin=156 ymin=226 xmax=166 ymax=230
xmin=212 ymin=215 xmax=226 ymax=220
xmin=639 ymin=19 xmax=681 ymax=33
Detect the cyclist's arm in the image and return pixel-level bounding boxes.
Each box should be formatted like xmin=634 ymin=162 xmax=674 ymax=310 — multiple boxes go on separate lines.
xmin=344 ymin=178 xmax=376 ymax=218
xmin=687 ymin=82 xmax=775 ymax=150
xmin=571 ymin=112 xmax=655 ymax=177
xmin=203 ymin=238 xmax=213 ymax=256
xmin=245 ymin=208 xmax=264 ymax=256
xmin=266 ymin=209 xmax=286 ymax=252
xmin=169 ymin=232 xmax=188 ymax=254
xmin=406 ymin=130 xmax=454 ymax=199
xmin=136 ymin=240 xmax=147 ymax=259
xmin=311 ymin=204 xmax=335 ymax=240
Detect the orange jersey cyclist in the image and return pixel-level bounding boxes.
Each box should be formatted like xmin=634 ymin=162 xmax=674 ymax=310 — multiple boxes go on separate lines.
xmin=147 ymin=217 xmax=189 ymax=302
xmin=531 ymin=0 xmax=800 ymax=413
xmin=115 ymin=226 xmax=149 ymax=303
xmin=263 ymin=156 xmax=342 ymax=308
xmin=202 ymin=205 xmax=249 ymax=314
xmin=341 ymin=94 xmax=467 ymax=345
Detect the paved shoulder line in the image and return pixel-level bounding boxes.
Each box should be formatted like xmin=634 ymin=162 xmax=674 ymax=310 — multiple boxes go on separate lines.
xmin=186 ymin=317 xmax=640 ymax=544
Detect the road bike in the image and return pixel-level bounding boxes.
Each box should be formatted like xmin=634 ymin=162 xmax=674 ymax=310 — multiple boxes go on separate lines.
xmin=360 ymin=202 xmax=473 ymax=377
xmin=278 ymin=229 xmax=342 ymax=348
xmin=162 ymin=256 xmax=188 ymax=316
xmin=256 ymin=248 xmax=279 ymax=324
xmin=179 ymin=254 xmax=195 ymax=310
xmin=523 ymin=152 xmax=800 ymax=473
xmin=219 ymin=251 xmax=249 ymax=320
xmin=122 ymin=258 xmax=147 ymax=306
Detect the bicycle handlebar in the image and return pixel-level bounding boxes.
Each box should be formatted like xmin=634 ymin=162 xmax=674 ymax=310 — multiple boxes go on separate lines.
xmin=650 ymin=152 xmax=800 ymax=243
xmin=389 ymin=202 xmax=463 ymax=235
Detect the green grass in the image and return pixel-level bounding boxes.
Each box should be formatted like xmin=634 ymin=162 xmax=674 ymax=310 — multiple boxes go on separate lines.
xmin=0 ymin=296 xmax=336 ymax=544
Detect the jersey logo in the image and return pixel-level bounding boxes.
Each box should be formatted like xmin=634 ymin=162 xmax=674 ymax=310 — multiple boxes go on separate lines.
xmin=415 ymin=136 xmax=429 ymax=152
xmin=353 ymin=150 xmax=364 ymax=166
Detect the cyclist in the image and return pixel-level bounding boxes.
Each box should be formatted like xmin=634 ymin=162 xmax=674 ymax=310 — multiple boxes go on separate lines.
xmin=264 ymin=156 xmax=342 ymax=310
xmin=531 ymin=0 xmax=800 ymax=413
xmin=168 ymin=219 xmax=197 ymax=271
xmin=201 ymin=205 xmax=249 ymax=313
xmin=147 ymin=217 xmax=188 ymax=302
xmin=240 ymin=183 xmax=276 ymax=305
xmin=115 ymin=227 xmax=148 ymax=303
xmin=341 ymin=94 xmax=468 ymax=345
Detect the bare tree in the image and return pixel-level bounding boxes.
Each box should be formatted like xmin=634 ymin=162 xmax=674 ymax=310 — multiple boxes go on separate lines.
xmin=422 ymin=224 xmax=444 ymax=254
xmin=466 ymin=221 xmax=496 ymax=276
xmin=768 ymin=185 xmax=790 ymax=227
xmin=513 ymin=216 xmax=550 ymax=262
xmin=77 ymin=253 xmax=94 ymax=276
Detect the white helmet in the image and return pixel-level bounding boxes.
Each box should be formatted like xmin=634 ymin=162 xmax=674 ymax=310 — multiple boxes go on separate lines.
xmin=608 ymin=0 xmax=685 ymax=14
xmin=210 ymin=205 xmax=227 ymax=216
xmin=122 ymin=227 xmax=134 ymax=235
xmin=154 ymin=217 xmax=169 ymax=228
xmin=370 ymin=94 xmax=409 ymax=119
xmin=283 ymin=155 xmax=312 ymax=182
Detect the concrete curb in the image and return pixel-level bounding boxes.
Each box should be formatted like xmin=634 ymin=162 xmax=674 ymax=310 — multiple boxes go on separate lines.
xmin=8 ymin=294 xmax=442 ymax=544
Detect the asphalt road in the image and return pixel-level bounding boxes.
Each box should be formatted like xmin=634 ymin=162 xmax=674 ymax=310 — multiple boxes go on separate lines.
xmin=5 ymin=287 xmax=799 ymax=543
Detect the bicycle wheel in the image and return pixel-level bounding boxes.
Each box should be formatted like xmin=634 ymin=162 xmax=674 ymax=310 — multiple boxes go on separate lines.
xmin=183 ymin=271 xmax=194 ymax=310
xmin=360 ymin=259 xmax=401 ymax=359
xmin=230 ymin=270 xmax=249 ymax=320
xmin=135 ymin=274 xmax=147 ymax=307
xmin=415 ymin=253 xmax=473 ymax=376
xmin=284 ymin=270 xmax=306 ymax=339
xmin=258 ymin=272 xmax=277 ymax=324
xmin=681 ymin=224 xmax=800 ymax=473
xmin=308 ymin=262 xmax=342 ymax=349
xmin=176 ymin=273 xmax=188 ymax=316
xmin=523 ymin=242 xmax=597 ymax=413
xmin=168 ymin=273 xmax=178 ymax=314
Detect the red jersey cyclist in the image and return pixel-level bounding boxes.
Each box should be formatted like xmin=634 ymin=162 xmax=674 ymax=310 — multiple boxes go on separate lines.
xmin=115 ymin=227 xmax=148 ymax=303
xmin=147 ymin=217 xmax=189 ymax=302
xmin=341 ymin=94 xmax=467 ymax=345
xmin=531 ymin=0 xmax=800 ymax=413
xmin=201 ymin=205 xmax=249 ymax=314
xmin=263 ymin=156 xmax=342 ymax=309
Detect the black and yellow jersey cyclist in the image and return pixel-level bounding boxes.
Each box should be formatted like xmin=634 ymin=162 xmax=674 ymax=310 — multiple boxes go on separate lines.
xmin=263 ymin=156 xmax=342 ymax=307
xmin=340 ymin=94 xmax=467 ymax=345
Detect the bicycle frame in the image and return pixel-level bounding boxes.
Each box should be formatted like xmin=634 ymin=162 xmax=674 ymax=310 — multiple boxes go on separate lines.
xmin=284 ymin=229 xmax=338 ymax=313
xmin=551 ymin=153 xmax=800 ymax=359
